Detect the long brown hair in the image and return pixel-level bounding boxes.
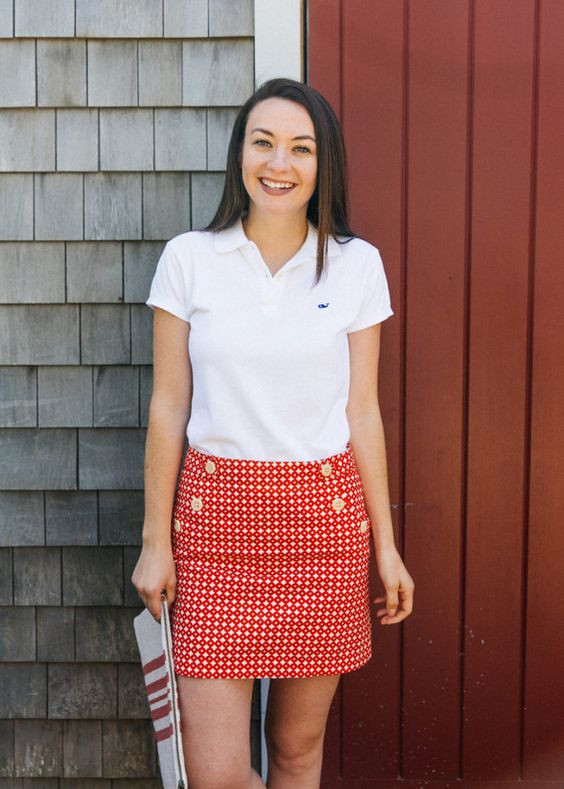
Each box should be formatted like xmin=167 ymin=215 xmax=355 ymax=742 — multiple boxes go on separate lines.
xmin=201 ymin=77 xmax=358 ymax=286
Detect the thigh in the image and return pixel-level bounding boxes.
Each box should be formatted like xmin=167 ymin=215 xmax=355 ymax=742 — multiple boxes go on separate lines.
xmin=264 ymin=674 xmax=341 ymax=748
xmin=176 ymin=675 xmax=255 ymax=786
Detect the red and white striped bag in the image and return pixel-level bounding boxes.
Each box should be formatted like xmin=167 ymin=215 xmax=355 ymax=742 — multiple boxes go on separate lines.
xmin=133 ymin=596 xmax=188 ymax=789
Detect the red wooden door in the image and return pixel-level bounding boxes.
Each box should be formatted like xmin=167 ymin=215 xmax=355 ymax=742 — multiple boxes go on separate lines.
xmin=308 ymin=1 xmax=564 ymax=785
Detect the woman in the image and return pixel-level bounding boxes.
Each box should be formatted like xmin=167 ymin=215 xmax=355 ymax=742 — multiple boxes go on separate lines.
xmin=132 ymin=77 xmax=414 ymax=789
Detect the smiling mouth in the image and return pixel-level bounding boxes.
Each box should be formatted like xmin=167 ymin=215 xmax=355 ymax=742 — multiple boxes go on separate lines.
xmin=258 ymin=177 xmax=297 ymax=193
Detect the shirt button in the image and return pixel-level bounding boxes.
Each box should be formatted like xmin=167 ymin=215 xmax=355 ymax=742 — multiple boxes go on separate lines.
xmin=332 ymin=497 xmax=345 ymax=512
xmin=174 ymin=519 xmax=181 ymax=532
xmin=360 ymin=520 xmax=369 ymax=533
xmin=205 ymin=460 xmax=216 ymax=474
xmin=191 ymin=496 xmax=203 ymax=512
xmin=321 ymin=462 xmax=332 ymax=477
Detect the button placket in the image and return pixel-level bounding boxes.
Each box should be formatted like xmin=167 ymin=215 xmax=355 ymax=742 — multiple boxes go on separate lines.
xmin=260 ymin=279 xmax=283 ymax=312
xmin=320 ymin=459 xmax=348 ymax=520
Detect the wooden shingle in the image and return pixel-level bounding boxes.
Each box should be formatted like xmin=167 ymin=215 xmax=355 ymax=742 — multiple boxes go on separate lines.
xmin=56 ymin=109 xmax=99 ymax=172
xmin=37 ymin=607 xmax=75 ymax=661
xmin=37 ymin=41 xmax=87 ymax=107
xmin=164 ymin=0 xmax=207 ymax=37
xmin=15 ymin=0 xmax=74 ymax=37
xmin=76 ymin=0 xmax=162 ymax=38
xmin=0 ymin=41 xmax=35 ymax=106
xmin=0 ymin=243 xmax=64 ymax=303
xmin=14 ymin=547 xmax=61 ymax=605
xmin=155 ymin=108 xmax=206 ymax=170
xmin=100 ymin=110 xmax=154 ymax=171
xmin=0 ymin=429 xmax=77 ymax=490
xmin=84 ymin=174 xmax=142 ymax=240
xmin=45 ymin=491 xmax=98 ymax=545
xmin=66 ymin=242 xmax=123 ymax=303
xmin=0 ymin=492 xmax=44 ymax=546
xmin=35 ymin=173 xmax=84 ymax=241
xmin=77 ymin=428 xmax=146 ymax=489
xmin=183 ymin=39 xmax=254 ymax=105
xmin=142 ymin=172 xmax=191 ymax=240
xmin=62 ymin=720 xmax=103 ymax=778
xmin=0 ymin=367 xmax=37 ymax=427
xmin=139 ymin=42 xmax=182 ymax=107
xmin=0 ymin=306 xmax=80 ymax=365
xmin=0 ymin=175 xmax=33 ymax=240
xmin=48 ymin=663 xmax=117 ymax=718
xmin=0 ymin=110 xmax=55 ymax=171
xmin=13 ymin=719 xmax=63 ymax=777
xmin=87 ymin=41 xmax=138 ymax=106
xmin=38 ymin=366 xmax=93 ymax=427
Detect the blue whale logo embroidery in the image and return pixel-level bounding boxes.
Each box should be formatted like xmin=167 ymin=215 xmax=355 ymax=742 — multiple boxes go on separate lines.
xmin=317 ymin=303 xmax=330 ymax=309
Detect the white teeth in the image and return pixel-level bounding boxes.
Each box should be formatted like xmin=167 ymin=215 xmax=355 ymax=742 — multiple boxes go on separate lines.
xmin=260 ymin=178 xmax=295 ymax=189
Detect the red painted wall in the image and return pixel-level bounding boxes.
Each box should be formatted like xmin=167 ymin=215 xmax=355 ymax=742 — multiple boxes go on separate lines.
xmin=308 ymin=1 xmax=564 ymax=785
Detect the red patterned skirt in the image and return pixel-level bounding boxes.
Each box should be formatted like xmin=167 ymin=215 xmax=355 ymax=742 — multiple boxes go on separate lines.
xmin=170 ymin=443 xmax=373 ymax=679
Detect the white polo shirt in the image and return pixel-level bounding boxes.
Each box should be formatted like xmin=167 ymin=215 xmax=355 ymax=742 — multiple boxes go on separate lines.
xmin=146 ymin=215 xmax=394 ymax=461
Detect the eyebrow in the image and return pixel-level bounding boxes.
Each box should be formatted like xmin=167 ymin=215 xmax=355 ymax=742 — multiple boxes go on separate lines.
xmin=250 ymin=127 xmax=316 ymax=143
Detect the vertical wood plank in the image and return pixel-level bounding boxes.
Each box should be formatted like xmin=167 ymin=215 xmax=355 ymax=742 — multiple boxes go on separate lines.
xmin=340 ymin=0 xmax=404 ymax=781
xmin=402 ymin=0 xmax=469 ymax=779
xmin=307 ymin=0 xmax=342 ymax=118
xmin=524 ymin=0 xmax=564 ymax=778
xmin=464 ymin=0 xmax=535 ymax=779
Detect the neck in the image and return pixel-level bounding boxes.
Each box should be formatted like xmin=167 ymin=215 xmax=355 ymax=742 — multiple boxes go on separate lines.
xmin=242 ymin=209 xmax=309 ymax=250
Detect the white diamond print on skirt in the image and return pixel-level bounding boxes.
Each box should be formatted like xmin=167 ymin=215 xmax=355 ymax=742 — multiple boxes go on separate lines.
xmin=170 ymin=443 xmax=373 ymax=679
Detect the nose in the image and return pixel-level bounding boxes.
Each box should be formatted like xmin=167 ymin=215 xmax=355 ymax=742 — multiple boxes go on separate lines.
xmin=267 ymin=144 xmax=292 ymax=172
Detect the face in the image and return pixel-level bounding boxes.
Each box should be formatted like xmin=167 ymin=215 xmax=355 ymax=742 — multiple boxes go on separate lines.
xmin=240 ymin=97 xmax=318 ymax=218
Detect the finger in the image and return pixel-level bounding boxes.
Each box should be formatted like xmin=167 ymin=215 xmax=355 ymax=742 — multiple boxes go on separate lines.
xmin=148 ymin=594 xmax=163 ymax=622
xmin=387 ymin=591 xmax=399 ymax=617
xmin=164 ymin=582 xmax=176 ymax=608
xmin=159 ymin=582 xmax=176 ymax=612
xmin=377 ymin=602 xmax=413 ymax=623
xmin=380 ymin=610 xmax=411 ymax=624
xmin=396 ymin=590 xmax=414 ymax=615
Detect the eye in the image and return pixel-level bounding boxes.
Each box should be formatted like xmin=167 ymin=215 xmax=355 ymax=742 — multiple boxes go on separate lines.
xmin=253 ymin=139 xmax=313 ymax=154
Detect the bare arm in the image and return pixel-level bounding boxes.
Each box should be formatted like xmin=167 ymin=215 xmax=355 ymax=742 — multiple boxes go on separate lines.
xmin=346 ymin=322 xmax=414 ymax=624
xmin=132 ymin=307 xmax=192 ymax=620
xmin=143 ymin=307 xmax=192 ymax=539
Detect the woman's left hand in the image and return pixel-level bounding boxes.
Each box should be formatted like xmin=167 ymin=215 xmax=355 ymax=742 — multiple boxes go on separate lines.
xmin=373 ymin=544 xmax=415 ymax=624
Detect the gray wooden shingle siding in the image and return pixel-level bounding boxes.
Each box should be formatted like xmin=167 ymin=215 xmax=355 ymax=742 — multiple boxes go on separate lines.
xmin=0 ymin=1 xmax=261 ymax=785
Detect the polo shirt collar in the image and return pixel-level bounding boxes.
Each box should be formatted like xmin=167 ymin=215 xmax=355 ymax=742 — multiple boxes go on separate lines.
xmin=213 ymin=216 xmax=342 ymax=261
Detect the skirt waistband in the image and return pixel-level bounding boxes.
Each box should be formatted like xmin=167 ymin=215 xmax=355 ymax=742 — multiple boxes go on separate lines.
xmin=183 ymin=442 xmax=356 ymax=480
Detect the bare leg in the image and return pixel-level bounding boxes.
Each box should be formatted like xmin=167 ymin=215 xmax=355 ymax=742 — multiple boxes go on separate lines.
xmin=176 ymin=675 xmax=266 ymax=789
xmin=264 ymin=673 xmax=341 ymax=788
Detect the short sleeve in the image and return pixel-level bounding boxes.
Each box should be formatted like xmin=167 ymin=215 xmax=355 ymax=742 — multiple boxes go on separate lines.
xmin=145 ymin=241 xmax=191 ymax=322
xmin=347 ymin=247 xmax=394 ymax=332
